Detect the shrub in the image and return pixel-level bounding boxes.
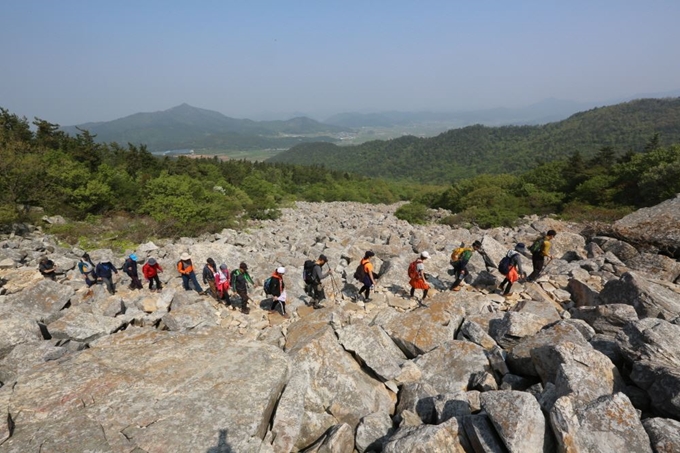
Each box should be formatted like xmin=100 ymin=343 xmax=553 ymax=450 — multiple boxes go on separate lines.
xmin=395 ymin=202 xmax=429 ymax=224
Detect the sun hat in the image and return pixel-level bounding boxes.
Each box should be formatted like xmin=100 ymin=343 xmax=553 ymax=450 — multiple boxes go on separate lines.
xmin=515 ymin=243 xmax=526 ymax=251
xmin=421 ymin=251 xmax=430 ymax=259
xmin=148 ymin=258 xmax=157 ymax=265
xmin=180 ymin=252 xmax=191 ymax=260
xmin=129 ymin=253 xmax=138 ymax=261
xmin=277 ymin=266 xmax=286 ymax=274
xmin=220 ymin=263 xmax=228 ymax=270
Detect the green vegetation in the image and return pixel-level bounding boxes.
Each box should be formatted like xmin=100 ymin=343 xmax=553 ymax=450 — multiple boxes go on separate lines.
xmin=269 ymin=98 xmax=680 ymax=184
xmin=0 ymin=108 xmax=421 ymax=244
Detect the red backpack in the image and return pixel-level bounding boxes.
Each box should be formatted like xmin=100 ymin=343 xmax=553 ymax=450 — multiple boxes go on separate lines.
xmin=407 ymin=260 xmax=420 ymax=279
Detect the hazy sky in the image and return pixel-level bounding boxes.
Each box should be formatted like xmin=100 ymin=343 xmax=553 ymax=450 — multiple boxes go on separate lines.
xmin=2 ymin=0 xmax=680 ymax=125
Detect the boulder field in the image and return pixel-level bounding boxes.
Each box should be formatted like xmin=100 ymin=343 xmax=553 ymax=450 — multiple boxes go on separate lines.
xmin=0 ymin=198 xmax=679 ymax=452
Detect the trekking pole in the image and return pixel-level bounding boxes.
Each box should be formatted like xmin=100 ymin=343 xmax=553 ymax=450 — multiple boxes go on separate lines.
xmin=327 ymin=263 xmax=344 ymax=301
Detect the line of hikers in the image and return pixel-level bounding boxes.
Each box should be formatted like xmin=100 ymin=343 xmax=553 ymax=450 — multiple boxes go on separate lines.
xmin=58 ymin=229 xmax=557 ymax=314
xmin=405 ymin=230 xmax=557 ymax=300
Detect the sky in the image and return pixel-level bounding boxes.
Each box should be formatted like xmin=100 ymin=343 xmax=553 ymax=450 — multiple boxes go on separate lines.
xmin=2 ymin=0 xmax=680 ymax=125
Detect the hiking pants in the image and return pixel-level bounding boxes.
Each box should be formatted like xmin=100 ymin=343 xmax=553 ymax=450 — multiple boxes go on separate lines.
xmin=450 ymin=262 xmax=469 ymax=289
xmin=102 ymin=277 xmax=116 ymax=295
xmin=148 ymin=275 xmax=162 ymax=290
xmin=410 ymin=287 xmax=429 ymax=299
xmin=527 ymin=254 xmax=545 ymax=281
xmin=237 ymin=290 xmax=250 ymax=312
xmin=129 ymin=275 xmax=143 ymax=290
xmin=181 ymin=272 xmax=203 ymax=293
xmin=312 ymin=283 xmax=326 ymax=302
xmin=271 ymin=298 xmax=286 ymax=315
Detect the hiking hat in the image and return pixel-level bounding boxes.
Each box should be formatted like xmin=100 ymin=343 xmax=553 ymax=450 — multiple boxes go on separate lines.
xmin=515 ymin=243 xmax=527 ymax=252
xmin=148 ymin=258 xmax=157 ymax=265
xmin=180 ymin=252 xmax=191 ymax=260
xmin=239 ymin=262 xmax=248 ymax=270
xmin=129 ymin=253 xmax=138 ymax=261
xmin=421 ymin=251 xmax=430 ymax=259
xmin=277 ymin=266 xmax=286 ymax=274
xmin=318 ymin=254 xmax=328 ymax=262
xmin=219 ymin=263 xmax=228 ymax=270
xmin=547 ymin=230 xmax=557 ymax=237
xmin=472 ymin=240 xmax=482 ymax=248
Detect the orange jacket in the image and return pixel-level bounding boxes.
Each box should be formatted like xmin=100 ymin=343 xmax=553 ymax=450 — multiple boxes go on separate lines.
xmin=177 ymin=260 xmax=193 ymax=275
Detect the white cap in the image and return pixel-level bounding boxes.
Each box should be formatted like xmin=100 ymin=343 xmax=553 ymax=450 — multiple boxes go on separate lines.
xmin=420 ymin=251 xmax=430 ymax=259
xmin=277 ymin=266 xmax=286 ymax=274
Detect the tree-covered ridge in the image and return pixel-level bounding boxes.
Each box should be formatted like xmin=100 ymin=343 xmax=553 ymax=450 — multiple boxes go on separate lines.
xmin=60 ymin=103 xmax=349 ymax=152
xmin=269 ymin=98 xmax=680 ymax=183
xmin=0 ymin=108 xmax=416 ymax=238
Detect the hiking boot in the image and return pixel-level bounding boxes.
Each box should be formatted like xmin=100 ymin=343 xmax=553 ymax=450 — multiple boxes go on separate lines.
xmin=451 ymin=286 xmax=462 ymax=292
xmin=241 ymin=306 xmax=250 ymax=314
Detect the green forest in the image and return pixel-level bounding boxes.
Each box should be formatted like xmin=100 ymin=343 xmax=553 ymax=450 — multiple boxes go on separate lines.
xmin=269 ymin=98 xmax=680 ymax=184
xmin=0 ymin=109 xmax=421 ymax=245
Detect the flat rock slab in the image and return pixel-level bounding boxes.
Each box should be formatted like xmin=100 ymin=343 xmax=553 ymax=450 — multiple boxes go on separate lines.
xmin=598 ymin=272 xmax=680 ymax=321
xmin=414 ymin=340 xmax=491 ymax=394
xmin=46 ymin=311 xmax=125 ymax=343
xmin=384 ymin=299 xmax=464 ymax=358
xmin=0 ymin=314 xmax=43 ymax=360
xmin=337 ymin=323 xmax=407 ymax=381
xmin=383 ymin=417 xmax=471 ymax=453
xmin=4 ymin=279 xmax=74 ymax=323
xmin=550 ymin=393 xmax=652 ymax=453
xmin=643 ymin=417 xmax=680 ymax=453
xmin=3 ymin=328 xmax=290 ymax=452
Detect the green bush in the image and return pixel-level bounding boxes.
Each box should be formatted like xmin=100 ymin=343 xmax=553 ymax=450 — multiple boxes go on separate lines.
xmin=395 ymin=202 xmax=429 ymax=224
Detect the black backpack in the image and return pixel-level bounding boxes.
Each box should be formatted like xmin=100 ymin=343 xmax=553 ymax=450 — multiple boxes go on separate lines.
xmin=303 ymin=260 xmax=317 ymax=285
xmin=353 ymin=262 xmax=366 ymax=281
xmin=498 ymin=255 xmax=512 ymax=275
xmin=263 ymin=276 xmax=279 ymax=295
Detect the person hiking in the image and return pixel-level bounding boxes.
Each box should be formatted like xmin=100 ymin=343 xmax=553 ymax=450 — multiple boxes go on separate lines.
xmin=78 ymin=253 xmax=98 ymax=287
xmin=408 ymin=251 xmax=430 ymax=301
xmin=231 ymin=262 xmax=254 ymax=314
xmin=123 ymin=253 xmax=143 ymax=290
xmin=450 ymin=240 xmax=482 ymax=291
xmin=142 ymin=257 xmax=163 ymax=292
xmin=96 ymin=256 xmax=118 ymax=295
xmin=304 ymin=254 xmax=330 ymax=309
xmin=357 ymin=251 xmax=378 ymax=302
xmin=268 ymin=267 xmax=288 ymax=317
xmin=498 ymin=243 xmax=527 ymax=296
xmin=215 ymin=264 xmax=232 ymax=308
xmin=526 ymin=230 xmax=557 ymax=282
xmin=177 ymin=253 xmax=205 ymax=294
xmin=202 ymin=258 xmax=218 ymax=299
xmin=38 ymin=257 xmax=56 ymax=280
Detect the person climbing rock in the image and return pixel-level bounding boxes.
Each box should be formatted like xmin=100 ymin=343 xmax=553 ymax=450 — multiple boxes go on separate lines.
xmin=408 ymin=251 xmax=430 ymax=301
xmin=142 ymin=257 xmax=163 ymax=292
xmin=38 ymin=256 xmax=56 ymax=280
xmin=177 ymin=252 xmax=205 ymax=294
xmin=450 ymin=240 xmax=482 ymax=291
xmin=268 ymin=267 xmax=288 ymax=317
xmin=498 ymin=243 xmax=527 ymax=296
xmin=123 ymin=253 xmax=143 ymax=290
xmin=96 ymin=256 xmax=118 ymax=295
xmin=526 ymin=230 xmax=556 ymax=282
xmin=231 ymin=262 xmax=254 ymax=314
xmin=356 ymin=251 xmax=377 ymax=302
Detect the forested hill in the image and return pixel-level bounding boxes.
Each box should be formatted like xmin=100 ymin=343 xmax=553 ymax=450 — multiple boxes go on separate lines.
xmin=61 ymin=103 xmax=349 ymax=152
xmin=269 ymin=98 xmax=680 ymax=183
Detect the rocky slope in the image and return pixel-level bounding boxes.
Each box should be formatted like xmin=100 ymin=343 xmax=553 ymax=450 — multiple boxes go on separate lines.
xmin=1 ymin=197 xmax=679 ymax=452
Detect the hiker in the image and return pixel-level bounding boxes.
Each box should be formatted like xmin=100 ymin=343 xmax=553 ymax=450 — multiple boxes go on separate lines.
xmin=123 ymin=253 xmax=143 ymax=290
xmin=96 ymin=256 xmax=118 ymax=295
xmin=38 ymin=257 xmax=56 ymax=280
xmin=177 ymin=253 xmax=204 ymax=294
xmin=231 ymin=262 xmax=254 ymax=314
xmin=202 ymin=258 xmax=218 ymax=299
xmin=498 ymin=243 xmax=527 ymax=296
xmin=215 ymin=264 xmax=232 ymax=307
xmin=357 ymin=251 xmax=378 ymax=302
xmin=450 ymin=240 xmax=482 ymax=291
xmin=408 ymin=251 xmax=430 ymax=300
xmin=526 ymin=230 xmax=557 ymax=282
xmin=303 ymin=254 xmax=330 ymax=309
xmin=78 ymin=253 xmax=98 ymax=287
xmin=142 ymin=257 xmax=163 ymax=292
xmin=268 ymin=267 xmax=288 ymax=316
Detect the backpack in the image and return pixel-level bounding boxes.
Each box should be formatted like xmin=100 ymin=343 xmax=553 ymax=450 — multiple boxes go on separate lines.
xmin=353 ymin=262 xmax=366 ymax=281
xmin=451 ymin=247 xmax=473 ymax=263
xmin=230 ymin=269 xmax=240 ymax=282
xmin=79 ymin=261 xmax=94 ymax=275
xmin=498 ymin=255 xmax=512 ymax=275
xmin=529 ymin=237 xmax=544 ymax=254
xmin=263 ymin=276 xmax=278 ymax=295
xmin=303 ymin=260 xmax=316 ymax=284
xmin=407 ymin=260 xmax=420 ymax=279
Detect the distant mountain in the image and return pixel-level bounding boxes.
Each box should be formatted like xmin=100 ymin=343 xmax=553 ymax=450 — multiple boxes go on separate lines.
xmin=61 ymin=104 xmax=350 ymax=152
xmin=270 ymin=97 xmax=680 ymax=184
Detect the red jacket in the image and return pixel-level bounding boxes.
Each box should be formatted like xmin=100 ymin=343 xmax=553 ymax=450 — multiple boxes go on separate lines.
xmin=142 ymin=263 xmax=163 ymax=279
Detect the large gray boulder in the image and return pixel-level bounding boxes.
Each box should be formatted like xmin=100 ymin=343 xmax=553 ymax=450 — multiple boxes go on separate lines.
xmin=550 ymin=393 xmax=652 ymax=453
xmin=161 ymin=299 xmax=218 ymax=331
xmin=4 ymin=279 xmax=74 ymax=323
xmin=642 ymin=417 xmax=680 ymax=453
xmin=271 ymin=323 xmax=393 ymax=452
xmin=616 ymin=318 xmax=680 ymax=418
xmin=461 ymin=414 xmax=506 ymax=453
xmin=384 ymin=299 xmax=464 ymax=358
xmin=493 ymin=311 xmax=551 ymax=350
xmin=46 ymin=311 xmax=126 ymax=343
xmin=383 ymin=417 xmax=471 ymax=453
xmin=355 ymin=412 xmax=394 ymax=453
xmin=627 ymin=252 xmax=680 ymax=282
xmin=413 ymin=340 xmax=491 ymax=394
xmin=303 ymin=423 xmax=354 ymax=453
xmin=337 ymin=323 xmax=407 ymax=382
xmin=612 ymin=194 xmax=680 ymax=259
xmin=0 ymin=314 xmax=43 ymax=360
xmin=2 ymin=328 xmax=290 ymax=452
xmin=480 ymin=390 xmax=551 ymax=453
xmin=567 ymin=278 xmax=599 ymax=307
xmin=598 ymin=272 xmax=680 ymax=321
xmin=395 ymin=382 xmax=439 ymax=424
xmin=571 ymin=304 xmax=639 ymax=335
